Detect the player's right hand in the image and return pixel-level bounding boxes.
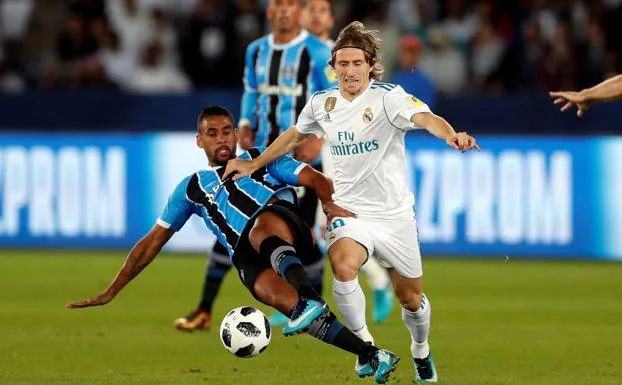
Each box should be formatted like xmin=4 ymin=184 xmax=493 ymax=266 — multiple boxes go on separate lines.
xmin=66 ymin=292 xmax=114 ymax=309
xmin=238 ymin=125 xmax=255 ymax=150
xmin=446 ymin=132 xmax=480 ymax=153
xmin=323 ymin=201 xmax=356 ymax=223
xmin=223 ymin=158 xmax=257 ymax=181
xmin=549 ymin=90 xmax=591 ymax=118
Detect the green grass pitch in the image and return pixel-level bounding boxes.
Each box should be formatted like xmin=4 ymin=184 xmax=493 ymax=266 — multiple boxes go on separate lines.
xmin=1 ymin=250 xmax=621 ymax=384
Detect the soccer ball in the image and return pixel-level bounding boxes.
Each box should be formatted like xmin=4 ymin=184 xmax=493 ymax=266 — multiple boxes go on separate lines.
xmin=219 ymin=306 xmax=271 ymax=358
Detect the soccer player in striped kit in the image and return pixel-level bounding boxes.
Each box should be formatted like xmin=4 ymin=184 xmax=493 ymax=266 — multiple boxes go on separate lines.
xmin=176 ymin=0 xmax=337 ymax=330
xmin=68 ymin=105 xmax=400 ymax=384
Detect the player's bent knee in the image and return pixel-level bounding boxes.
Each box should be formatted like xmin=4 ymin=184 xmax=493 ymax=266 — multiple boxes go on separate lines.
xmin=248 ymin=213 xmax=295 ymax=250
xmin=328 ymin=244 xmax=366 ymax=281
xmin=248 ymin=224 xmax=271 ymax=251
xmin=328 ymin=256 xmax=359 ymax=281
xmin=398 ymin=291 xmax=423 ymax=312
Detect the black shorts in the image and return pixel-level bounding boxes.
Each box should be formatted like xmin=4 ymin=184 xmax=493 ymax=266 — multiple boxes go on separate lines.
xmin=232 ymin=200 xmax=314 ymax=299
xmin=297 ymin=163 xmax=322 ymax=227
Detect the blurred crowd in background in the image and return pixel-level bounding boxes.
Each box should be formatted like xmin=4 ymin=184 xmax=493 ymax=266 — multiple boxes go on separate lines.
xmin=1 ymin=0 xmax=621 ymax=95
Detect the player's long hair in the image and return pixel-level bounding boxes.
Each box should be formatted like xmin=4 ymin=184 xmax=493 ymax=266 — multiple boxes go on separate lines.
xmin=330 ymin=21 xmax=384 ymax=80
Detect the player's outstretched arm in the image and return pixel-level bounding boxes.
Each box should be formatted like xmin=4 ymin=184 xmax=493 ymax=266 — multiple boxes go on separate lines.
xmin=412 ymin=112 xmax=480 ymax=152
xmin=550 ymin=74 xmax=622 ymax=117
xmin=66 ymin=225 xmax=174 ymax=309
xmin=224 ymin=127 xmax=310 ymax=180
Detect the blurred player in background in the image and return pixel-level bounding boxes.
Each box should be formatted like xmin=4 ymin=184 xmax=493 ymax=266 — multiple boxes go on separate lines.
xmin=301 ymin=0 xmax=334 ymax=44
xmin=223 ymin=21 xmax=480 ymax=383
xmin=550 ymin=74 xmax=622 ymax=117
xmin=67 ymin=105 xmax=400 ymax=384
xmin=302 ymin=0 xmax=395 ymax=325
xmin=389 ymin=35 xmax=437 ymax=109
xmin=175 ymin=0 xmax=337 ymax=331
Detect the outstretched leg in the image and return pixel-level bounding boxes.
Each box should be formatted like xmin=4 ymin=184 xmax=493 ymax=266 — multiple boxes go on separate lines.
xmin=248 ymin=209 xmax=325 ymax=335
xmin=252 ymin=268 xmax=399 ymax=384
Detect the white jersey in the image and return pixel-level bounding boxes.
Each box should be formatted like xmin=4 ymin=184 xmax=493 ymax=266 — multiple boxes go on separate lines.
xmin=296 ymin=80 xmax=431 ymax=220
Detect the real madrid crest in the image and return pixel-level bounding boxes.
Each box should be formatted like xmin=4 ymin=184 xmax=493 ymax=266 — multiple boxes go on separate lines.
xmin=324 ymin=97 xmax=337 ymax=112
xmin=362 ymin=107 xmax=373 ymax=123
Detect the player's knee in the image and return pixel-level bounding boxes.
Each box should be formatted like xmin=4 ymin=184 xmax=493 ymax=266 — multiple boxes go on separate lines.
xmin=249 ymin=214 xmax=295 ymax=251
xmin=248 ymin=222 xmax=275 ymax=251
xmin=329 ymin=255 xmax=359 ymax=281
xmin=397 ymin=289 xmax=423 ymax=312
xmin=328 ymin=248 xmax=365 ymax=281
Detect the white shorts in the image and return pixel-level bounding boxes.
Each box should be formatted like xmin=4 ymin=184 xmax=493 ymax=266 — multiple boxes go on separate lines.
xmin=326 ymin=217 xmax=423 ymax=278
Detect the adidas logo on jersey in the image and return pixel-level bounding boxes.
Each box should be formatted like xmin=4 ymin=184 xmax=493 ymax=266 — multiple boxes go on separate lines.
xmin=321 ymin=113 xmax=332 ymax=122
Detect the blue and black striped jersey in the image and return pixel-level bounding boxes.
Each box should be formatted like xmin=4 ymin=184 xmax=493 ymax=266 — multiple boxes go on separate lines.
xmin=240 ymin=30 xmax=338 ymax=147
xmin=157 ymin=147 xmax=307 ymax=259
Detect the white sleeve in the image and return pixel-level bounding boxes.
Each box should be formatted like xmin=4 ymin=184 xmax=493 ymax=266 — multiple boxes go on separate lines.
xmin=383 ymin=85 xmax=431 ymax=130
xmin=295 ymin=97 xmax=324 ymax=137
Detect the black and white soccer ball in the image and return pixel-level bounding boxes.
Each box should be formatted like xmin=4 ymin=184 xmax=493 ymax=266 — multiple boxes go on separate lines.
xmin=219 ymin=306 xmax=271 ymax=358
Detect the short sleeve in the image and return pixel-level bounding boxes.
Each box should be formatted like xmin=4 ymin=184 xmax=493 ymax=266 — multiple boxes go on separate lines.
xmin=267 ymin=154 xmax=307 ymax=185
xmin=383 ymin=85 xmax=431 ymax=130
xmin=157 ymin=175 xmax=195 ymax=232
xmin=295 ymin=96 xmax=324 ymax=137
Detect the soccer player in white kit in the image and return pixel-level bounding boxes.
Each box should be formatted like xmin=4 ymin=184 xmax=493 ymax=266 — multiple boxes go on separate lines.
xmin=301 ymin=0 xmax=395 ymax=325
xmin=224 ymin=21 xmax=480 ymax=383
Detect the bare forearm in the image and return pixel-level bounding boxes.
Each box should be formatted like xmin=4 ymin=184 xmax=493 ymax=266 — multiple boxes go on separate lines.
xmin=251 ymin=127 xmax=308 ymax=168
xmin=313 ymin=177 xmax=333 ymax=206
xmin=299 ymin=166 xmax=333 ymax=205
xmin=413 ymin=113 xmax=456 ymax=140
xmin=103 ymin=239 xmax=160 ymax=297
xmin=583 ymin=75 xmax=622 ymax=103
xmin=66 ymin=225 xmax=173 ymax=309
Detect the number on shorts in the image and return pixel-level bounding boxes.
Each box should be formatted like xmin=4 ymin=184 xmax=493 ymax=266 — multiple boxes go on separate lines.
xmin=327 ymin=218 xmax=345 ymax=232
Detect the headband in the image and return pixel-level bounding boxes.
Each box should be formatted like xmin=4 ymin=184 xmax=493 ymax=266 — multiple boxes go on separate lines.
xmin=334 ymin=44 xmax=375 ymax=59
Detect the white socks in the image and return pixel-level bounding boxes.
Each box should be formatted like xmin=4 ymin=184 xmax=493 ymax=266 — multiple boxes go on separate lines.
xmin=401 ymin=294 xmax=431 ymax=359
xmin=332 ymin=277 xmax=373 ymax=343
xmin=360 ymin=258 xmax=390 ymax=290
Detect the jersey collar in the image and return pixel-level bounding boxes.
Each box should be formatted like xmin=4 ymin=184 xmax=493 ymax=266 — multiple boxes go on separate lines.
xmin=268 ymin=29 xmax=309 ymax=49
xmin=338 ymin=79 xmax=375 ymax=106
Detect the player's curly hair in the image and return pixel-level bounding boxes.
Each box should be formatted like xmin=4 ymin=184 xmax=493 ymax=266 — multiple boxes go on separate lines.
xmin=329 ymin=21 xmax=384 ymax=81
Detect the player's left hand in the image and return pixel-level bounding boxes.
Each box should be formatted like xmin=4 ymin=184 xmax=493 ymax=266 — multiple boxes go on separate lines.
xmin=66 ymin=292 xmax=114 ymax=309
xmin=446 ymin=132 xmax=480 ymax=153
xmin=549 ymin=90 xmax=591 ymax=118
xmin=323 ymin=201 xmax=356 ymax=223
xmin=294 ymin=136 xmax=323 ymax=163
xmin=223 ymin=158 xmax=257 ymax=181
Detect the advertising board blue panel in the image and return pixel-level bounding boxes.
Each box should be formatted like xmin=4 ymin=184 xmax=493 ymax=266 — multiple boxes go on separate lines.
xmin=405 ymin=133 xmax=621 ymax=259
xmin=1 ymin=132 xmax=620 ymax=259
